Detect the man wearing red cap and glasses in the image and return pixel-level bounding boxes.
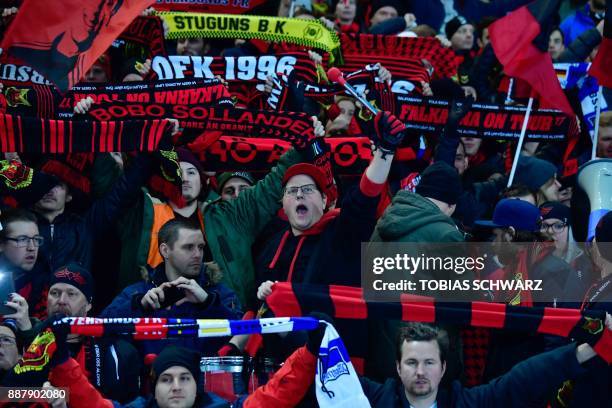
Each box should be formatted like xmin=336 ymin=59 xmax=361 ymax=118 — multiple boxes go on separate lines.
xmin=254 ymin=111 xmax=406 ymax=302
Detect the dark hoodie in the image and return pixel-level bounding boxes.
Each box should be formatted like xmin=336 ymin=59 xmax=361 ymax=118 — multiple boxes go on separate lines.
xmin=370 ymin=190 xmax=464 ymax=243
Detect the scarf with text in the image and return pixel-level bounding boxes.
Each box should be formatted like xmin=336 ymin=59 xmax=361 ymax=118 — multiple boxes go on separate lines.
xmin=58 ymin=78 xmax=232 ymax=118
xmin=85 ymin=104 xmax=316 ymax=149
xmin=199 ymin=136 xmax=416 ymax=174
xmin=395 ymin=95 xmax=573 ymax=142
xmin=151 ymin=52 xmax=318 ymax=83
xmin=158 ymin=12 xmax=342 ymax=62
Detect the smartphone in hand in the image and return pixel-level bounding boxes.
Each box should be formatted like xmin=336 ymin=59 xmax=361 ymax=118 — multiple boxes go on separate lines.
xmin=0 ymin=272 xmax=16 ymax=315
xmin=159 ymin=285 xmax=185 ymax=309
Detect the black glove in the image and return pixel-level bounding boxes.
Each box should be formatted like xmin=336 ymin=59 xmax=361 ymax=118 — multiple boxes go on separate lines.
xmin=49 ymin=314 xmax=71 ymax=367
xmin=447 ymin=96 xmax=474 ymax=128
xmin=370 ymin=111 xmax=406 ymax=157
xmin=286 ymin=73 xmax=306 ymax=113
xmin=306 ymin=312 xmax=334 ymax=355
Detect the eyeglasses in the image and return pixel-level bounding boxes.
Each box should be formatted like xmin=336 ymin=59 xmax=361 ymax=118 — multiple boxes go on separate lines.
xmin=539 ymin=222 xmax=567 ymax=233
xmin=0 ymin=336 xmax=16 ymax=347
xmin=4 ymin=235 xmax=45 ymax=248
xmin=283 ymin=184 xmax=318 ymax=197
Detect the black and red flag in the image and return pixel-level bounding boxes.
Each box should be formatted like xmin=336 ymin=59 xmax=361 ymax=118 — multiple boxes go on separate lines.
xmin=589 ymin=0 xmax=612 ymax=88
xmin=489 ymin=0 xmax=574 ymax=116
xmin=0 ymin=0 xmax=154 ymax=92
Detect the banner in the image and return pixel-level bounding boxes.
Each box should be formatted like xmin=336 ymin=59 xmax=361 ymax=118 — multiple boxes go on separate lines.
xmin=151 ymin=52 xmax=317 ymax=83
xmin=153 ymin=0 xmax=267 ymax=14
xmin=158 ymin=12 xmax=342 ymax=62
xmin=57 ymin=78 xmax=232 ymax=118
xmin=395 ymin=95 xmax=571 ymax=142
xmin=1 ymin=0 xmax=155 ymax=91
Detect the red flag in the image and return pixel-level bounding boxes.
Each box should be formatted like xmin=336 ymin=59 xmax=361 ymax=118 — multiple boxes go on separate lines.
xmin=0 ymin=0 xmax=154 ymax=92
xmin=589 ymin=0 xmax=611 ymax=88
xmin=489 ymin=0 xmax=574 ymax=116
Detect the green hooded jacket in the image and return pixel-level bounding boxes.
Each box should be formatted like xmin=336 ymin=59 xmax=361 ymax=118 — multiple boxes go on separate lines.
xmin=370 ymin=190 xmax=464 ymax=243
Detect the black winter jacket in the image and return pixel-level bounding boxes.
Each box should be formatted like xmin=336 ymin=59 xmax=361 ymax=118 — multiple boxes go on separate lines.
xmin=35 ymin=155 xmax=151 ymax=271
xmin=360 ymin=343 xmax=588 ymax=407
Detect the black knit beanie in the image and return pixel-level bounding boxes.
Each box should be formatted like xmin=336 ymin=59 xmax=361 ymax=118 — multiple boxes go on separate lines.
xmin=445 ymin=15 xmax=470 ymax=39
xmin=415 ymin=162 xmax=462 ymax=205
xmin=370 ymin=0 xmax=406 ymax=17
xmin=152 ymin=345 xmax=202 ymax=387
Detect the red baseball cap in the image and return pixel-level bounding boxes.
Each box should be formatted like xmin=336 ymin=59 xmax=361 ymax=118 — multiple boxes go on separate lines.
xmin=282 ymin=163 xmax=329 ymax=197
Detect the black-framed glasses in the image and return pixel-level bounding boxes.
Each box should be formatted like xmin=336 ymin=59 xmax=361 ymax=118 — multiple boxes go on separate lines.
xmin=539 ymin=222 xmax=567 ymax=233
xmin=283 ymin=184 xmax=318 ymax=197
xmin=4 ymin=235 xmax=45 ymax=248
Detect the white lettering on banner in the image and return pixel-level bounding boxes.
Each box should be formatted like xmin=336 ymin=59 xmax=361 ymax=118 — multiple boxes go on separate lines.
xmin=391 ymin=80 xmax=416 ymax=94
xmin=0 ymin=63 xmax=51 ymax=84
xmin=152 ymin=55 xmax=297 ymax=81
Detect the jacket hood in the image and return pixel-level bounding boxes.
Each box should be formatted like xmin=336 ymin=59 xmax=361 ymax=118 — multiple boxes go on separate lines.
xmin=375 ymin=191 xmax=457 ymax=241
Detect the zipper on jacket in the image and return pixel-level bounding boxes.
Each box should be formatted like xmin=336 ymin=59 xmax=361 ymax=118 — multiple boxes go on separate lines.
xmin=49 ymin=224 xmax=55 ymax=266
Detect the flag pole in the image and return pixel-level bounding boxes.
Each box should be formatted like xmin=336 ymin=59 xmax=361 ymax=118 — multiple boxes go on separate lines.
xmin=288 ymin=0 xmax=296 ymax=17
xmin=591 ymin=85 xmax=603 ymax=160
xmin=507 ymin=97 xmax=534 ymax=187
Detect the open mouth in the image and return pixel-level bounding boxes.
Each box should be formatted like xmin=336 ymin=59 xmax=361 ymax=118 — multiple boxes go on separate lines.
xmin=296 ymin=204 xmax=308 ymax=215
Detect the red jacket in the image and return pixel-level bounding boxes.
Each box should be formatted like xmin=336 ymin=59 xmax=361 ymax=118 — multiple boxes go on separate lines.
xmin=240 ymin=347 xmax=316 ymax=408
xmin=49 ymin=358 xmax=113 ymax=408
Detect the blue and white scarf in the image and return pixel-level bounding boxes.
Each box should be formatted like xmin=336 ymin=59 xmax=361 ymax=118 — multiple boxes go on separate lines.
xmin=316 ymin=323 xmax=371 ymax=408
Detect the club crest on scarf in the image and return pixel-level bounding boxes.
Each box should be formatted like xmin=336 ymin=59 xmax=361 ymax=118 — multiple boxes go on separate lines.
xmin=3 ymin=86 xmax=31 ymax=107
xmin=318 ymin=339 xmax=351 ymax=385
xmin=582 ymin=316 xmax=604 ymax=335
xmin=13 ymin=329 xmax=57 ymax=374
xmin=0 ymin=159 xmax=34 ymax=190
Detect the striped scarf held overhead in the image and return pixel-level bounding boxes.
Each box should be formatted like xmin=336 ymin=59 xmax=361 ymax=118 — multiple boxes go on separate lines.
xmin=0 ymin=114 xmax=174 ymax=154
xmin=266 ymin=283 xmax=612 ymax=365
